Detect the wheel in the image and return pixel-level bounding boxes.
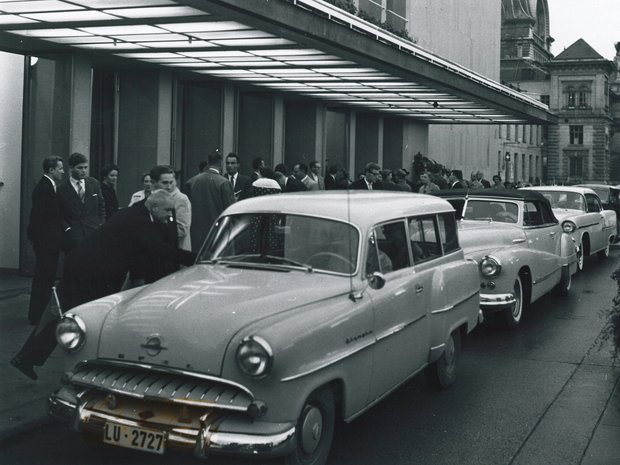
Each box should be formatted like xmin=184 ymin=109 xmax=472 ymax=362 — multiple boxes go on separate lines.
xmin=597 ymin=242 xmax=610 ymax=259
xmin=576 ymin=239 xmax=584 ymax=272
xmin=285 ymin=388 xmax=335 ymax=465
xmin=307 ymin=252 xmax=354 ymax=273
xmin=554 ymin=265 xmax=571 ymax=297
xmin=424 ymin=330 xmax=461 ymax=389
xmin=501 ymin=276 xmax=523 ymax=330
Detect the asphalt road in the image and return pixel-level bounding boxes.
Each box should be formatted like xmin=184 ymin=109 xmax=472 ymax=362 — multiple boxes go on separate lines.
xmin=1 ymin=251 xmax=619 ymax=465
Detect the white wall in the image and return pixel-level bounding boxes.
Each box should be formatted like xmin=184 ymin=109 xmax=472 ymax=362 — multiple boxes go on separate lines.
xmin=407 ymin=0 xmax=503 ymax=177
xmin=0 ymin=52 xmax=24 ymax=270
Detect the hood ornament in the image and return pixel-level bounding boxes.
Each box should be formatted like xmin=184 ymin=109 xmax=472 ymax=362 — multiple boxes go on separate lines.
xmin=141 ymin=334 xmax=168 ymax=356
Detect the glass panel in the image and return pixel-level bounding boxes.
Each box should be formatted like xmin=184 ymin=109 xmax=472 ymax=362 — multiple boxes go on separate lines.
xmin=523 ymin=202 xmax=543 ymax=226
xmin=438 ymin=213 xmax=459 ymax=253
xmin=90 ymin=69 xmax=116 ymax=179
xmin=408 ymin=216 xmax=440 ymax=263
xmin=371 ymin=221 xmax=410 ymax=272
xmin=201 ymin=214 xmax=359 ymax=275
xmin=238 ymin=92 xmax=273 ymax=173
xmin=464 ymin=200 xmax=519 ymax=223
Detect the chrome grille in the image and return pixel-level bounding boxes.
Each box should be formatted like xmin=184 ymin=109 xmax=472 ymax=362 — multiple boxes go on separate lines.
xmin=69 ymin=361 xmax=254 ymax=412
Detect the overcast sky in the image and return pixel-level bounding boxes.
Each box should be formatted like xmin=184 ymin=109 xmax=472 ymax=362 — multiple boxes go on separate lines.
xmin=546 ymin=0 xmax=618 ymax=60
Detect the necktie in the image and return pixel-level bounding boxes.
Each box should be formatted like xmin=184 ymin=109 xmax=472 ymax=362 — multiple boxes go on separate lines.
xmin=77 ymin=181 xmax=85 ymax=202
xmin=229 ymin=175 xmax=235 ymax=188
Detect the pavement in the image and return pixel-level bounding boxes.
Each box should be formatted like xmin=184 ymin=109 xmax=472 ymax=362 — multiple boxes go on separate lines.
xmin=0 ymin=265 xmax=619 ymax=463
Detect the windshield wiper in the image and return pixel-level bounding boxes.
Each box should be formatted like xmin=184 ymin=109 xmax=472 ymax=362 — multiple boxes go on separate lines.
xmin=208 ymin=254 xmax=313 ymax=272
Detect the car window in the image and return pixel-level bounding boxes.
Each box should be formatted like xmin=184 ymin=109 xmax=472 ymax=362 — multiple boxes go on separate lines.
xmin=585 ymin=194 xmax=602 ymax=213
xmin=544 ymin=191 xmax=585 ymax=211
xmin=445 ymin=198 xmax=465 ymax=220
xmin=408 ymin=216 xmax=441 ymax=263
xmin=539 ymin=200 xmax=557 ymax=224
xmin=366 ymin=221 xmax=411 ymax=275
xmin=437 ymin=212 xmax=459 ymax=253
xmin=589 ymin=187 xmax=609 ymax=203
xmin=201 ymin=213 xmax=359 ymax=274
xmin=463 ymin=199 xmax=519 ymax=223
xmin=523 ymin=202 xmax=543 ymax=226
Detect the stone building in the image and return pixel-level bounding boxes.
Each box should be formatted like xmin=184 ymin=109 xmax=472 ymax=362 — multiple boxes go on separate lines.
xmin=500 ymin=0 xmax=619 ymax=184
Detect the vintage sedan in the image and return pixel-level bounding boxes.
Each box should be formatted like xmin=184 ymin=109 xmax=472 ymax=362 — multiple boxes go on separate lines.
xmin=522 ymin=186 xmax=617 ymax=270
xmin=48 ymin=192 xmax=480 ymax=465
xmin=434 ymin=189 xmax=577 ymax=329
xmin=576 ymin=183 xmax=620 ymax=242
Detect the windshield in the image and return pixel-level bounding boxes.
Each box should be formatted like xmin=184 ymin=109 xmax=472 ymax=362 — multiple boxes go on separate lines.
xmin=199 ymin=213 xmax=359 ymax=275
xmin=462 ymin=199 xmax=519 ymax=223
xmin=539 ymin=191 xmax=585 ymax=211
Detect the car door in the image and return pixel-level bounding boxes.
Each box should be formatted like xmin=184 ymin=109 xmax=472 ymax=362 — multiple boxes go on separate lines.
xmin=585 ymin=193 xmax=606 ymax=251
xmin=522 ymin=200 xmax=561 ymax=290
xmin=366 ymin=219 xmax=430 ymax=401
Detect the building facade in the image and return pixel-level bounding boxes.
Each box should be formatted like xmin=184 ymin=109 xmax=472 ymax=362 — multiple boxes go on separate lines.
xmin=500 ymin=0 xmax=619 ymax=185
xmin=0 ymin=0 xmax=551 ymax=272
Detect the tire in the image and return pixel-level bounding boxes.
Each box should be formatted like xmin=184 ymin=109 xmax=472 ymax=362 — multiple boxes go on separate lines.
xmin=576 ymin=239 xmax=584 ymax=272
xmin=597 ymin=242 xmax=610 ymax=260
xmin=502 ymin=276 xmax=524 ymax=330
xmin=425 ymin=329 xmax=461 ymax=390
xmin=554 ymin=265 xmax=571 ymax=297
xmin=285 ymin=388 xmax=335 ymax=465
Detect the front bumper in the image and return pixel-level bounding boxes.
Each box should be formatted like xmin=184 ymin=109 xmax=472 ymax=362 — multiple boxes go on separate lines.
xmin=48 ymin=389 xmax=296 ymax=459
xmin=479 ymin=292 xmax=515 ymax=314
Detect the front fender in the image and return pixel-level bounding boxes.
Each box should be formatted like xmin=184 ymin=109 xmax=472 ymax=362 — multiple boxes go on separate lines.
xmin=560 ymin=232 xmax=578 ymax=270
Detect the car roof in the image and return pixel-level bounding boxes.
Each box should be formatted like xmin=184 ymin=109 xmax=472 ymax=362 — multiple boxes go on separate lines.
xmin=521 ymin=185 xmax=597 ymax=195
xmin=577 ymin=184 xmax=620 ymax=192
xmin=433 ymin=188 xmax=548 ymax=203
xmin=222 ymin=191 xmax=454 ymax=228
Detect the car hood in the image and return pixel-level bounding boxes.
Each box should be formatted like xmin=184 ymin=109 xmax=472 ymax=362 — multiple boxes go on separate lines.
xmin=97 ymin=265 xmax=352 ymax=375
xmin=551 ymin=208 xmax=583 ymax=222
xmin=457 ymin=220 xmax=524 ymax=257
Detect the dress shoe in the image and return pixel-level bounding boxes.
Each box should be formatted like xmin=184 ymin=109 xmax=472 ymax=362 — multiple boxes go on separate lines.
xmin=10 ymin=356 xmax=38 ymax=381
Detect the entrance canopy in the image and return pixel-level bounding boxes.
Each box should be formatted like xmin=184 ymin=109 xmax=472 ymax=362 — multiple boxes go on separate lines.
xmin=0 ymin=0 xmax=555 ymax=124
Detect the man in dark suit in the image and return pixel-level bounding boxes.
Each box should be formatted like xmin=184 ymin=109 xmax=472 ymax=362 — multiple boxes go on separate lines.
xmin=10 ymin=190 xmax=196 ymax=380
xmin=349 ymin=162 xmax=383 ymax=190
xmin=274 ymin=170 xmax=307 ymax=192
xmin=57 ymin=152 xmax=105 ymax=252
xmin=225 ymin=153 xmax=253 ymax=200
xmin=449 ymin=170 xmax=467 ymax=189
xmin=26 ymin=156 xmax=65 ymax=325
xmin=185 ymin=150 xmax=235 ymax=253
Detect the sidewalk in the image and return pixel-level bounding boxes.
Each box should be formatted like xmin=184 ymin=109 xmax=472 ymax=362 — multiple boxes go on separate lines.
xmin=0 ymin=268 xmax=619 ymax=464
xmin=0 ymin=270 xmax=63 ymax=441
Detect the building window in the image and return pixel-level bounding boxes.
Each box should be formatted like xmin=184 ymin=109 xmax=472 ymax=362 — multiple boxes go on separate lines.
xmin=507 ymin=124 xmax=511 ymax=140
xmin=540 ymin=95 xmax=550 ymax=106
xmin=569 ymin=156 xmax=583 ymax=178
xmin=569 ymin=125 xmax=583 ymax=145
xmin=578 ymin=87 xmax=588 ymax=108
xmin=567 ymin=87 xmax=576 ymax=108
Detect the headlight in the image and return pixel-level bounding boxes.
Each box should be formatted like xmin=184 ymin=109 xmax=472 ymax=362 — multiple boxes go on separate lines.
xmin=236 ymin=336 xmax=273 ymax=378
xmin=480 ymin=255 xmax=502 ymax=277
xmin=562 ymin=221 xmax=576 ymax=233
xmin=55 ymin=314 xmax=86 ymax=352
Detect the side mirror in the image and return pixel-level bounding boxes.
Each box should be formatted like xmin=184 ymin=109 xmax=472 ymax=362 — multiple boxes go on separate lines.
xmin=367 ymin=272 xmax=386 ymax=290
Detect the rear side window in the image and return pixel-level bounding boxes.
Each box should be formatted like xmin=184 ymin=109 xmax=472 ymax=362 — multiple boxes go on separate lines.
xmin=408 ymin=216 xmax=441 ymax=263
xmin=585 ymin=194 xmax=602 ymax=213
xmin=438 ymin=212 xmax=459 ymax=253
xmin=523 ymin=202 xmax=543 ymax=226
xmin=366 ymin=221 xmax=411 ymax=274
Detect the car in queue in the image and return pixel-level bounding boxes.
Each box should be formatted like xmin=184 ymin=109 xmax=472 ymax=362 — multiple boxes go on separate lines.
xmin=576 ymin=183 xmax=620 ymax=242
xmin=48 ymin=191 xmax=481 ymax=465
xmin=434 ymin=189 xmax=577 ymax=329
xmin=522 ymin=186 xmax=617 ymax=270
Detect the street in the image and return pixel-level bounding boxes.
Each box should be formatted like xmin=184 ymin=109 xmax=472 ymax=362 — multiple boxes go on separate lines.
xmin=1 ymin=250 xmax=619 ymax=465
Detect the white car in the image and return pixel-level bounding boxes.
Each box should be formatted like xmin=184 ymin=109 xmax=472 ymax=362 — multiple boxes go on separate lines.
xmin=48 ymin=192 xmax=480 ymax=465
xmin=522 ymin=186 xmax=617 ymax=270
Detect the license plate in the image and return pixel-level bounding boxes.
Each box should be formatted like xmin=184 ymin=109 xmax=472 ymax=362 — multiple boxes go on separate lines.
xmin=103 ymin=422 xmax=165 ymax=455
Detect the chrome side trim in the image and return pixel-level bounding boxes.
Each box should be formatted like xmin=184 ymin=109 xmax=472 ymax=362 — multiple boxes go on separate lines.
xmin=531 ymin=269 xmax=556 ymax=285
xmin=432 ymin=289 xmax=479 ymax=314
xmin=375 ymin=314 xmax=427 ymax=342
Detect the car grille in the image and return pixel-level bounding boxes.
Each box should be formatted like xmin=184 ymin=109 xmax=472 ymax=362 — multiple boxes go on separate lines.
xmin=68 ymin=360 xmax=254 ymax=413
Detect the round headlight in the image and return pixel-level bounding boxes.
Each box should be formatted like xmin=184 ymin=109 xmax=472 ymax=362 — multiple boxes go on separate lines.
xmin=236 ymin=336 xmax=273 ymax=378
xmin=55 ymin=314 xmax=86 ymax=352
xmin=480 ymin=255 xmax=502 ymax=277
xmin=562 ymin=221 xmax=576 ymax=233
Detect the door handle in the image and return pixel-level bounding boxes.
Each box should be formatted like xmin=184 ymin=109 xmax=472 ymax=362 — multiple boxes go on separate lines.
xmin=549 ymin=231 xmax=556 ymax=237
xmin=415 ymin=285 xmax=424 ymax=295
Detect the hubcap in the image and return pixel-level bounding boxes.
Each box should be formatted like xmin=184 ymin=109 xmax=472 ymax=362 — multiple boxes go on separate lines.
xmin=513 ymin=279 xmax=522 ymax=320
xmin=300 ymin=406 xmax=323 ymax=454
xmin=444 ymin=334 xmax=456 ymax=374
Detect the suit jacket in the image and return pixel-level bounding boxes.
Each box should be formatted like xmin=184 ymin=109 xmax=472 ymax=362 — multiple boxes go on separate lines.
xmin=349 ymin=178 xmax=384 ymax=190
xmin=450 ymin=181 xmax=467 ymax=189
xmin=283 ymin=176 xmax=307 ymax=192
xmin=308 ymin=173 xmax=325 ymax=190
xmin=62 ymin=202 xmax=195 ymax=309
xmin=228 ymin=173 xmax=253 ymax=200
xmin=301 ymin=175 xmax=319 ymax=191
xmin=185 ymin=169 xmax=235 ymax=253
xmin=480 ymin=179 xmax=491 ymax=188
xmin=324 ymin=174 xmax=338 ymax=190
xmin=27 ymin=176 xmax=63 ymax=252
xmin=57 ymin=176 xmax=105 ymax=251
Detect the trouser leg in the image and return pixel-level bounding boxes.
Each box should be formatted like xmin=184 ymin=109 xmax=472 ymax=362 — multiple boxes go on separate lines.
xmin=28 ymin=247 xmax=60 ymax=325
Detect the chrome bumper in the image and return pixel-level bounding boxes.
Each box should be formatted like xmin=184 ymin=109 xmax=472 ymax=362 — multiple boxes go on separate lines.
xmin=48 ymin=392 xmax=296 ymax=458
xmin=479 ymin=292 xmax=515 ymax=313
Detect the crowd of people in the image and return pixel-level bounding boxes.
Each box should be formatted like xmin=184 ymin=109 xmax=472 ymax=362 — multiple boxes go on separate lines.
xmin=11 ymin=148 xmax=537 ymax=381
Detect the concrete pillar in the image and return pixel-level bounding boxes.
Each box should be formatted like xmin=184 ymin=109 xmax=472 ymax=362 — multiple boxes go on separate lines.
xmin=69 ymin=55 xmax=92 ymax=157
xmin=156 ymin=70 xmax=173 ymax=165
xmin=221 ymin=83 xmax=236 ymax=156
xmin=273 ymin=94 xmax=284 ymax=167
